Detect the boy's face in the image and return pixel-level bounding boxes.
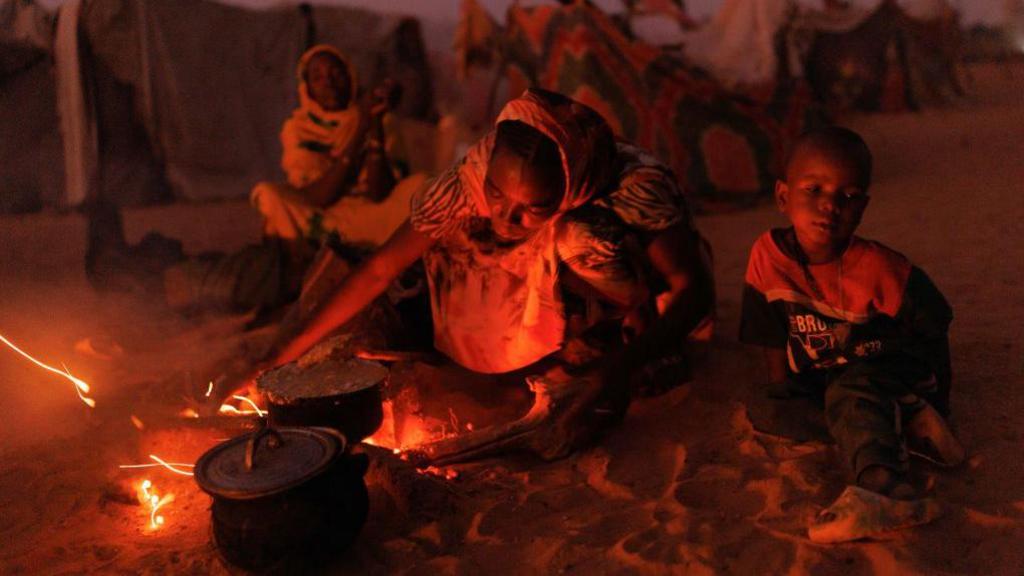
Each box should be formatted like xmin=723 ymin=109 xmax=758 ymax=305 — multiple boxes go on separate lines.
xmin=775 ymin=147 xmax=869 ymax=261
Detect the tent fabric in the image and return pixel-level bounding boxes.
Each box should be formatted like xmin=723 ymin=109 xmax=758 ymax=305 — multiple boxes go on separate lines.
xmin=81 ymin=0 xmax=436 ymax=204
xmin=1 ymin=0 xmax=437 ymax=212
xmin=87 ymin=0 xmax=327 ymax=203
xmin=678 ymin=0 xmax=794 ymax=89
xmin=497 ymin=3 xmax=816 ymax=210
xmin=785 ymin=5 xmax=876 ymax=79
xmin=0 ymin=55 xmax=64 ymax=212
xmin=798 ymin=0 xmax=964 ymax=112
xmin=55 ymin=0 xmax=97 ymax=208
xmin=0 ymin=1 xmax=62 ymax=213
xmin=0 ymin=0 xmax=52 ymax=53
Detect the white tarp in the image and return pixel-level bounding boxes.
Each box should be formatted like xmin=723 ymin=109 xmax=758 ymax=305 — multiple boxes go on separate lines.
xmin=55 ymin=0 xmax=98 ymax=208
xmin=678 ymin=0 xmax=794 ymax=88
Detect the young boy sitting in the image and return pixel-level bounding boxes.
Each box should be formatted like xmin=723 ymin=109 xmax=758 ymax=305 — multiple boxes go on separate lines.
xmin=739 ymin=127 xmax=964 ymax=543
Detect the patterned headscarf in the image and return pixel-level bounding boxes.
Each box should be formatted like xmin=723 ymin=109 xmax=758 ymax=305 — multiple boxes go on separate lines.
xmin=496 ymin=89 xmax=617 ymax=212
xmin=458 ymin=88 xmax=617 ymax=218
xmin=296 ymin=44 xmax=358 ymax=117
xmin=280 ymin=45 xmax=362 ymax=188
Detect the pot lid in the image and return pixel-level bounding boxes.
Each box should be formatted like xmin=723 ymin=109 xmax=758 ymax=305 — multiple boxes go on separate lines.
xmin=195 ymin=426 xmax=345 ymax=500
xmin=257 ymin=358 xmax=388 ymax=402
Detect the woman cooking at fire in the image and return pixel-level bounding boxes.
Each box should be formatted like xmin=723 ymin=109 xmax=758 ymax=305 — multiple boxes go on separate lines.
xmin=254 ymin=88 xmax=714 ymax=456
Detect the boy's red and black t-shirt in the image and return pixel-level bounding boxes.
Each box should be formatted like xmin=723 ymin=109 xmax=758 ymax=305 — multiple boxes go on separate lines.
xmin=739 ymin=228 xmax=952 ymax=375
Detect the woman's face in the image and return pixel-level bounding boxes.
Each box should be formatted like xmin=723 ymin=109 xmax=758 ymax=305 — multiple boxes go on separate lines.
xmin=305 ymin=52 xmax=351 ymax=111
xmin=483 ymin=148 xmax=564 ymax=241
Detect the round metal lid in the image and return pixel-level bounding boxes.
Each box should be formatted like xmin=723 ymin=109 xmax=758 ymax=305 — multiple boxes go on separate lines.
xmin=195 ymin=426 xmax=345 ymax=500
xmin=257 ymin=357 xmax=388 ymax=403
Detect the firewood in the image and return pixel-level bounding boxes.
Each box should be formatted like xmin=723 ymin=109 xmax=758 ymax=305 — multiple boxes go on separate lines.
xmin=409 ymin=373 xmax=609 ymax=464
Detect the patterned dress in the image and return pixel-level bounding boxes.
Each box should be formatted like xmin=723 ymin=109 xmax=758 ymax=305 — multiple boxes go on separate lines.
xmin=409 ymin=89 xmax=707 ymax=373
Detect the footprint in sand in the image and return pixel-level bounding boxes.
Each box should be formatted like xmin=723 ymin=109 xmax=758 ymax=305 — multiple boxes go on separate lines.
xmin=575 ymin=449 xmax=636 ymax=500
xmin=673 ymin=468 xmax=766 ymax=519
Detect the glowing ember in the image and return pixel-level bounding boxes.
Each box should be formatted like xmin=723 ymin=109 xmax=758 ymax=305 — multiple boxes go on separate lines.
xmin=119 ymin=455 xmax=195 ymax=477
xmin=0 ymin=333 xmax=95 ymax=407
xmin=364 ymin=399 xmax=461 ymax=453
xmin=138 ymin=480 xmax=175 ymax=530
xmin=130 ymin=415 xmax=145 ymax=430
xmin=204 ymin=381 xmax=214 ymax=397
xmin=178 ymin=408 xmax=200 ymax=419
xmin=218 ymin=395 xmax=266 ymax=418
xmin=420 ymin=466 xmax=459 ymax=480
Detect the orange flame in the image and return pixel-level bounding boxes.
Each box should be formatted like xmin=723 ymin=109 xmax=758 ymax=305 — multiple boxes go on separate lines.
xmin=364 ymin=399 xmax=461 ymax=453
xmin=0 ymin=333 xmax=95 ymax=407
xmin=138 ymin=480 xmax=175 ymax=530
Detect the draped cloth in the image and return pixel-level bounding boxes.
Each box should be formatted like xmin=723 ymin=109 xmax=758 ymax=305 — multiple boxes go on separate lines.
xmin=411 ymin=89 xmax=695 ymax=374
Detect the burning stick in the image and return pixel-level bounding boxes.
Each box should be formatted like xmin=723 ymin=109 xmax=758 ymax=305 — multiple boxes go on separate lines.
xmin=354 ymin=348 xmax=442 ymax=364
xmin=0 ymin=332 xmax=96 ymax=407
xmin=410 ymin=374 xmax=607 ymax=465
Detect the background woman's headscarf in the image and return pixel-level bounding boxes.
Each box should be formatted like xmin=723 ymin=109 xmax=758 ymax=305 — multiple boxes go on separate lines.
xmin=296 ymin=44 xmax=358 ymax=118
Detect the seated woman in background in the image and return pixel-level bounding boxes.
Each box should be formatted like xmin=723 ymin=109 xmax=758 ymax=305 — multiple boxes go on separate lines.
xmin=242 ymin=89 xmax=715 ymax=456
xmin=251 ymin=44 xmax=428 ymax=285
xmin=86 ymin=45 xmax=428 ymax=315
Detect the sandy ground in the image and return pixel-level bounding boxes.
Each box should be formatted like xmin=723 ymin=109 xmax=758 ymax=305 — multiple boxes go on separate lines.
xmin=1 ymin=62 xmax=1022 ymax=575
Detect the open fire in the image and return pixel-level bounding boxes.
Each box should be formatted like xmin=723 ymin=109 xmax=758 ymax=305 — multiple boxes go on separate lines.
xmin=138 ymin=480 xmax=174 ymax=531
xmin=119 ymin=456 xmax=196 ymax=530
xmin=3 ymin=327 xmax=465 ymax=536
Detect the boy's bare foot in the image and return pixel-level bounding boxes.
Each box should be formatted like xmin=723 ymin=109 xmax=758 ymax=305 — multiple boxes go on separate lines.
xmin=905 ymin=402 xmax=965 ymax=467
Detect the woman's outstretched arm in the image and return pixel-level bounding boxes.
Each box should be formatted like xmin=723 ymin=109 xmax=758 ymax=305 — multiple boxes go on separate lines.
xmin=268 ymin=219 xmax=435 ymax=367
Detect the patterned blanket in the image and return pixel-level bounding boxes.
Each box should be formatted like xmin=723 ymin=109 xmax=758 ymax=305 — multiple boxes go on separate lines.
xmin=489 ymin=2 xmax=819 ymax=211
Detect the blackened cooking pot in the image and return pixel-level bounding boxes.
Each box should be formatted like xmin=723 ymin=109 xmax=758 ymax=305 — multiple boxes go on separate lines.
xmin=194 ymin=424 xmax=368 ymax=573
xmin=257 ymin=358 xmax=387 ymax=442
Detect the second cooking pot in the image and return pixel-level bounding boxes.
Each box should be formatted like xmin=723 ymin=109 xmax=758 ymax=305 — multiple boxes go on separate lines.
xmin=194 ymin=424 xmax=369 ymax=573
xmin=257 ymin=357 xmax=388 ymax=442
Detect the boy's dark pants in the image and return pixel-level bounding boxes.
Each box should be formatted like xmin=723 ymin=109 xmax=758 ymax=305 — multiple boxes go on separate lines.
xmin=806 ymin=355 xmax=939 ymax=482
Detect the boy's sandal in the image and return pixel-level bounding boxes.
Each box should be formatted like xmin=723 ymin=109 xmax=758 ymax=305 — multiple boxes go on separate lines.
xmin=904 ymin=402 xmax=965 ymax=468
xmin=808 ymin=485 xmax=943 ymax=544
